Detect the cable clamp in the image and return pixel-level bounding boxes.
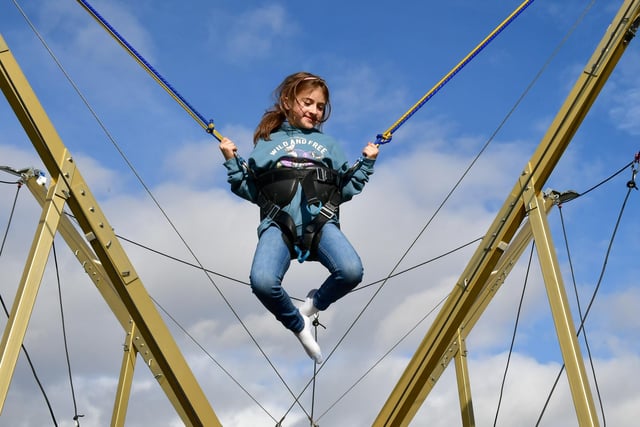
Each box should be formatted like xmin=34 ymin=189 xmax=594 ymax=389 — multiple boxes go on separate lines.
xmin=206 ymin=120 xmax=216 ymax=134
xmin=627 ymin=167 xmax=638 ymax=190
xmin=628 ymin=154 xmax=638 ymax=189
xmin=375 ymin=133 xmax=393 ymax=145
xmin=312 ymin=315 xmax=326 ymax=330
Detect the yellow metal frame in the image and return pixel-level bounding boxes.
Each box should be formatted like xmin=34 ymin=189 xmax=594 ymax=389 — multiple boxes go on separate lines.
xmin=0 ymin=35 xmax=220 ymax=426
xmin=374 ymin=1 xmax=640 ymax=426
xmin=0 ymin=0 xmax=638 ymax=425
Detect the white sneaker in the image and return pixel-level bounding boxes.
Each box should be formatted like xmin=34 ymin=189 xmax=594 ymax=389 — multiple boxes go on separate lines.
xmin=299 ymin=289 xmax=319 ymax=317
xmin=295 ymin=312 xmax=323 ymax=364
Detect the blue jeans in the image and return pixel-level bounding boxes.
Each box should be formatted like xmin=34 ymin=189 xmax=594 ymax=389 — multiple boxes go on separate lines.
xmin=249 ymin=223 xmax=364 ymax=333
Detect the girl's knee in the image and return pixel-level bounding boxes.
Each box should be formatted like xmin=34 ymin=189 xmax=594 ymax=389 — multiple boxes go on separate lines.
xmin=250 ymin=270 xmax=281 ymax=298
xmin=341 ymin=260 xmax=364 ymax=285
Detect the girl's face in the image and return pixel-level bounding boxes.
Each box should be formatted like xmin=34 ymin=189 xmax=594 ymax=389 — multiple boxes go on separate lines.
xmin=287 ymin=86 xmax=327 ymax=129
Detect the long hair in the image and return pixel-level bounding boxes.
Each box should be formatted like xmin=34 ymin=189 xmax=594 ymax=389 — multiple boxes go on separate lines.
xmin=253 ymin=71 xmax=331 ymax=145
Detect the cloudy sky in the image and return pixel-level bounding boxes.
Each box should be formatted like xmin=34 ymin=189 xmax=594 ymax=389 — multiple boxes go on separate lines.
xmin=1 ymin=0 xmax=639 ymax=426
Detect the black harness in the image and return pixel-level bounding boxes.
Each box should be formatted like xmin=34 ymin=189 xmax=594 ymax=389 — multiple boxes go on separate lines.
xmin=255 ymin=166 xmax=342 ymax=262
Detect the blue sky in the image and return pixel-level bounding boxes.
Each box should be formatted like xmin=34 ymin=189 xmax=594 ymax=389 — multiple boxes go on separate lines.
xmin=1 ymin=1 xmax=639 ymax=426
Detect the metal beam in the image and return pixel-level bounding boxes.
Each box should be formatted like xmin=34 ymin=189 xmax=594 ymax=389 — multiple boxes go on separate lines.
xmin=522 ymin=171 xmax=598 ymax=425
xmin=0 ymin=34 xmax=221 ymax=426
xmin=0 ymin=171 xmax=69 ymax=407
xmin=374 ymin=1 xmax=640 ymax=425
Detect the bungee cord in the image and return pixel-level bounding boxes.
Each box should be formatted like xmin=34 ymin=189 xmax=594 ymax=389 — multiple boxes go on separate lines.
xmin=76 ymin=0 xmax=534 ymax=149
xmin=373 ymin=0 xmax=536 ymax=145
xmin=316 ymin=159 xmax=636 ymax=422
xmin=10 ymin=0 xmax=313 ymax=419
xmin=64 ymin=205 xmax=483 ymax=425
xmin=474 ymin=155 xmax=637 ymax=426
xmin=307 ymin=153 xmax=637 ymax=423
xmin=283 ymin=1 xmax=596 ymax=419
xmin=73 ymin=0 xmax=537 ymax=383
xmin=119 ymin=227 xmax=483 ymax=298
xmin=75 ymin=0 xmax=223 ymax=141
xmin=297 ymin=2 xmax=609 ymax=420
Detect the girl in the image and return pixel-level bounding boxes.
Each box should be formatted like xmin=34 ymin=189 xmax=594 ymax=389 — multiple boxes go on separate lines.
xmin=219 ymin=71 xmax=378 ymax=364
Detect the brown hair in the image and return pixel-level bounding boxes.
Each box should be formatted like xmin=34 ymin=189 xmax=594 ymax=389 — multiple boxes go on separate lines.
xmin=253 ymin=71 xmax=332 ymax=144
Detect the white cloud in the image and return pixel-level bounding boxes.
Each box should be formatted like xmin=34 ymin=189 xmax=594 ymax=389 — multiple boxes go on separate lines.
xmin=212 ymin=4 xmax=293 ymax=63
xmin=2 ymin=1 xmax=639 ymax=425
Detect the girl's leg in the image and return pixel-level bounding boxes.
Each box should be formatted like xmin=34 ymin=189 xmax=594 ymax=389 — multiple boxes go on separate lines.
xmin=312 ymin=223 xmax=364 ymax=311
xmin=250 ymin=226 xmax=323 ymax=363
xmin=249 ymin=226 xmax=303 ymax=332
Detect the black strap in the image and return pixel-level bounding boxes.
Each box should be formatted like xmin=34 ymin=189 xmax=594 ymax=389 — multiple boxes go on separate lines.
xmin=256 ymin=167 xmax=338 ymax=187
xmin=256 ymin=193 xmax=299 ymax=257
xmin=298 ymin=193 xmax=341 ymax=259
xmin=255 ymin=166 xmax=342 ymax=261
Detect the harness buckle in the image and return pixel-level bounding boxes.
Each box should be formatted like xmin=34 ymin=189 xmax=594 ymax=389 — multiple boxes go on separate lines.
xmin=318 ymin=202 xmax=337 ymax=220
xmin=315 ymin=167 xmax=329 ymax=182
xmin=264 ymin=202 xmax=281 ymax=220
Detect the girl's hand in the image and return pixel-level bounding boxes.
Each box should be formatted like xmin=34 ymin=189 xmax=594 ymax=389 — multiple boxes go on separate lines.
xmin=362 ymin=142 xmax=379 ymax=160
xmin=219 ymin=137 xmax=238 ymax=160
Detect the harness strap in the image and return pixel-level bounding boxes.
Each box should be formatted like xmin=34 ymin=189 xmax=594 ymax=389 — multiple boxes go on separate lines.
xmin=255 ymin=167 xmax=342 ymax=262
xmin=256 ymin=193 xmax=299 ymax=256
xmin=298 ymin=194 xmax=341 ymax=261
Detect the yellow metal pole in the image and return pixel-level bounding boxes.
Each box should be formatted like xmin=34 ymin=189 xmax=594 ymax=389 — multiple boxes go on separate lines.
xmin=522 ymin=173 xmax=599 ymax=426
xmin=23 ymin=174 xmax=198 ymax=425
xmin=374 ymin=1 xmax=640 ymax=425
xmin=0 ymin=34 xmax=221 ymax=426
xmin=0 ymin=173 xmax=70 ymax=410
xmin=111 ymin=323 xmax=138 ymax=427
xmin=453 ymin=332 xmax=475 ymax=427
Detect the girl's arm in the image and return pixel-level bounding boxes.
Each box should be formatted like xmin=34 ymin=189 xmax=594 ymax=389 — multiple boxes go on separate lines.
xmin=220 ymin=137 xmax=259 ymax=202
xmin=340 ymin=142 xmax=378 ymax=201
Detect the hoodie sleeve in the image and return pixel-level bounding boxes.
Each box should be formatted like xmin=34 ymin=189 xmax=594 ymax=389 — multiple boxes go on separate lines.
xmin=339 ymin=157 xmax=375 ymax=202
xmin=223 ymin=156 xmax=259 ymax=203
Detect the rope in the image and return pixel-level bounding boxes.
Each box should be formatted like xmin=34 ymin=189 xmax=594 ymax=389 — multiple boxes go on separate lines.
xmin=314 ymin=159 xmax=634 ymax=420
xmin=75 ymin=0 xmax=223 ymax=141
xmin=12 ymin=0 xmax=311 ymax=418
xmin=493 ymin=154 xmax=638 ymax=425
xmin=150 ymin=296 xmax=280 ymax=424
xmin=315 ymin=292 xmax=449 ymax=422
xmin=77 ymin=0 xmax=534 ymax=147
xmin=117 ymin=227 xmax=482 ymax=298
xmin=536 ymin=159 xmax=637 ymax=426
xmin=283 ymin=1 xmax=590 ymax=417
xmin=493 ymin=243 xmax=534 ymax=426
xmin=311 ymin=1 xmax=601 ymax=416
xmin=309 ymin=317 xmax=324 ymax=427
xmin=557 ymin=206 xmax=606 ymax=425
xmin=52 ymin=243 xmax=85 ymax=426
xmin=374 ymin=0 xmax=536 ymax=145
xmin=13 ymin=0 xmax=616 ymax=423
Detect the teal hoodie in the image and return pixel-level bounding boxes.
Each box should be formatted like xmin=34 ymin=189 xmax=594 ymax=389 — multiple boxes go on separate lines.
xmin=223 ymin=122 xmax=375 ymax=237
